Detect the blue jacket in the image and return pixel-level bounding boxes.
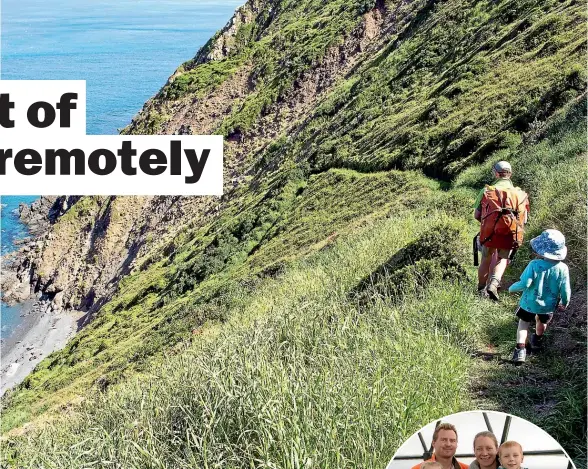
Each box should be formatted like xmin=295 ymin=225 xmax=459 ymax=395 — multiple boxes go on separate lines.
xmin=508 ymin=259 xmax=571 ymax=314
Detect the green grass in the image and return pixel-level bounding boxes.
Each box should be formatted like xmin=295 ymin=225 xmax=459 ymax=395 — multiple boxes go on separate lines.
xmin=2 ymin=211 xmax=486 ymax=468
xmin=2 ymin=106 xmax=586 ymax=464
xmin=163 ymin=56 xmax=246 ymax=102
xmin=0 ymin=168 xmax=446 ymax=433
xmin=288 ymin=0 xmax=586 ymax=178
xmin=1 ymin=0 xmax=586 ymax=466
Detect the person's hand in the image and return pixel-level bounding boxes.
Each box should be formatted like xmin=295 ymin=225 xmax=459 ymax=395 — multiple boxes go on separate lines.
xmin=557 ymin=304 xmax=567 ymax=312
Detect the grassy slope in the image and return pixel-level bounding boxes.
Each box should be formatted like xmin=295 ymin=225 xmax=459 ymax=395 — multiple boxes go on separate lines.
xmin=3 ymin=103 xmax=585 ymax=469
xmin=455 ymin=100 xmax=587 ymax=463
xmin=1 ymin=0 xmax=586 ymax=466
xmin=266 ymin=0 xmax=586 ymax=180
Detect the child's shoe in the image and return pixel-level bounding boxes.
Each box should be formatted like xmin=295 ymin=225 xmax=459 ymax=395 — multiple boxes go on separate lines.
xmin=530 ymin=333 xmax=544 ymax=351
xmin=512 ymin=347 xmax=526 ymax=363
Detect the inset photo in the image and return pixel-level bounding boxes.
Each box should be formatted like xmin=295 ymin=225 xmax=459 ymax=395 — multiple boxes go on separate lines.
xmin=387 ymin=410 xmax=576 ymax=469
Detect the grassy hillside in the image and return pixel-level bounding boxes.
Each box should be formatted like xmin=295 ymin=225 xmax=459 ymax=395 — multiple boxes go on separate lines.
xmin=1 ymin=0 xmax=586 ymax=466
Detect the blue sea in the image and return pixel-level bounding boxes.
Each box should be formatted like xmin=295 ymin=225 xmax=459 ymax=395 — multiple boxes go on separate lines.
xmin=0 ymin=0 xmax=241 ymax=340
xmin=1 ymin=197 xmax=39 ymax=339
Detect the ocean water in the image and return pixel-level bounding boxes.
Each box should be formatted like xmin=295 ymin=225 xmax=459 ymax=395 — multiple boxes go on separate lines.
xmin=0 ymin=0 xmax=241 ymax=340
xmin=0 ymin=196 xmax=39 ymax=256
xmin=1 ymin=0 xmax=242 ymax=135
xmin=1 ymin=196 xmax=38 ymax=339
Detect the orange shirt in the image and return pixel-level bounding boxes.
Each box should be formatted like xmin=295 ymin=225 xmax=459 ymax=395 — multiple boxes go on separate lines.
xmin=410 ymin=453 xmax=469 ymax=469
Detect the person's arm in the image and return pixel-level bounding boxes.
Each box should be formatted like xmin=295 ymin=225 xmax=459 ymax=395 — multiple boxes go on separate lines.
xmin=559 ymin=264 xmax=572 ymax=307
xmin=474 ymin=208 xmax=481 ymax=222
xmin=524 ymin=199 xmax=530 ymax=224
xmin=508 ymin=263 xmax=534 ymax=293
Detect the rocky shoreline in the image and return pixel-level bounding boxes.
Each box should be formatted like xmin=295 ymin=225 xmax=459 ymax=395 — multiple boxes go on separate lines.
xmin=0 ymin=298 xmax=83 ymax=397
xmin=1 ymin=196 xmax=84 ymax=396
xmin=1 ymin=196 xmax=74 ymax=307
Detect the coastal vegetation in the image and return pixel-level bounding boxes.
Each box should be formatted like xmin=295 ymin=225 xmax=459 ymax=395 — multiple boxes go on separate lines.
xmin=1 ymin=0 xmax=585 ymax=467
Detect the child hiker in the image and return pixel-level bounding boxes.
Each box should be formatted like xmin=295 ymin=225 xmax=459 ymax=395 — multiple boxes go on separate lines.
xmin=498 ymin=441 xmax=527 ymax=469
xmin=421 ymin=463 xmax=443 ymax=469
xmin=509 ymin=229 xmax=571 ymax=363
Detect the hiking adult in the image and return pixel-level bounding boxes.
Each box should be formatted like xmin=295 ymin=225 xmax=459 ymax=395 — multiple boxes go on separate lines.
xmin=469 ymin=431 xmax=499 ymax=469
xmin=411 ymin=423 xmax=469 ymax=469
xmin=474 ymin=161 xmax=529 ymax=301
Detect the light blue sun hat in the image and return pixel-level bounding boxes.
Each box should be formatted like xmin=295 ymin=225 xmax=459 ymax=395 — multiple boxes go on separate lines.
xmin=530 ymin=229 xmax=567 ymax=261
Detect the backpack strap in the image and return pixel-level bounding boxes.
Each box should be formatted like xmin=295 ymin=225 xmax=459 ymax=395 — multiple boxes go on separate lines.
xmin=509 ymin=246 xmax=519 ymax=261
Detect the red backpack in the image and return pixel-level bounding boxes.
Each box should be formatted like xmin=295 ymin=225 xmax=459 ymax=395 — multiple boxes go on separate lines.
xmin=480 ymin=185 xmax=529 ymax=250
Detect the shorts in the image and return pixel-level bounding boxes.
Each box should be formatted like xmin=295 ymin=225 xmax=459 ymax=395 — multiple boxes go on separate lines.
xmin=481 ymin=245 xmax=512 ymax=259
xmin=516 ymin=307 xmax=553 ymax=324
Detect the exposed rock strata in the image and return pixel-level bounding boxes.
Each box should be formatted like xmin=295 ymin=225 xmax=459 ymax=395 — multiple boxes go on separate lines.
xmin=3 ymin=195 xmax=221 ymax=315
xmin=17 ymin=196 xmax=61 ymax=236
xmin=8 ymin=2 xmax=393 ymax=320
xmin=2 ymin=196 xmax=59 ymax=305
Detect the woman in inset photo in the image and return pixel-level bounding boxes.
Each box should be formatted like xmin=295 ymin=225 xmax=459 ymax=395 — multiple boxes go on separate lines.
xmin=470 ymin=431 xmax=499 ymax=469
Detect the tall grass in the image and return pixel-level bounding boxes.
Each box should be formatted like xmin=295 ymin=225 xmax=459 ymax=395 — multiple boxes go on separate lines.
xmin=3 ymin=105 xmax=586 ymax=467
xmin=3 ymin=212 xmax=497 ymax=468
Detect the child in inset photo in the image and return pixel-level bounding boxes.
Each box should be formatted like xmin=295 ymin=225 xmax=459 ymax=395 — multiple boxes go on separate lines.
xmin=421 ymin=462 xmax=443 ymax=469
xmin=498 ymin=440 xmax=527 ymax=469
xmin=508 ymin=229 xmax=571 ymax=363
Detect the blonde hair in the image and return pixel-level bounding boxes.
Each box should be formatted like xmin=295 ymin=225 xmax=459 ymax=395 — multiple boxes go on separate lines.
xmin=432 ymin=422 xmax=458 ymax=442
xmin=499 ymin=440 xmax=524 ymax=455
xmin=421 ymin=462 xmax=443 ymax=469
xmin=473 ymin=431 xmax=499 ymax=449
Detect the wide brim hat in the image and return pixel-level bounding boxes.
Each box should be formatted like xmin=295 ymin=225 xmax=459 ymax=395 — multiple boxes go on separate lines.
xmin=530 ymin=229 xmax=567 ymax=261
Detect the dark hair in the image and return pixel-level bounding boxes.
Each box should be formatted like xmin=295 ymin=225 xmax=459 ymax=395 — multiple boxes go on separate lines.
xmin=432 ymin=423 xmax=458 ymax=442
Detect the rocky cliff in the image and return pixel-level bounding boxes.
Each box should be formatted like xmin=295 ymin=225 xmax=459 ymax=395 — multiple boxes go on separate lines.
xmin=11 ymin=0 xmax=585 ymax=319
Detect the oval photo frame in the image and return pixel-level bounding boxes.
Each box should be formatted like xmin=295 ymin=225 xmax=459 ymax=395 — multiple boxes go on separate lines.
xmin=387 ymin=410 xmax=576 ymax=469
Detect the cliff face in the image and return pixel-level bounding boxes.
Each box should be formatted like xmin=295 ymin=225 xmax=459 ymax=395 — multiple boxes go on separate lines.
xmin=5 ymin=196 xmax=215 ymax=314
xmin=2 ymin=0 xmax=586 ymax=453
xmin=10 ymin=0 xmax=395 ymax=315
xmin=22 ymin=0 xmax=583 ymax=317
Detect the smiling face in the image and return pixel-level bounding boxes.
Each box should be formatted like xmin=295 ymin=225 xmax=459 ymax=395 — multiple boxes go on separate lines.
xmin=474 ymin=436 xmax=498 ymax=468
xmin=433 ymin=429 xmax=458 ymax=459
xmin=499 ymin=444 xmax=524 ymax=469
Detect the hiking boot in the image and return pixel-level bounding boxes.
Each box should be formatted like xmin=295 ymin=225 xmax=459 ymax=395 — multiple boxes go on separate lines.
xmin=512 ymin=347 xmax=526 ymax=363
xmin=530 ymin=333 xmax=544 ymax=351
xmin=487 ymin=279 xmax=500 ymax=301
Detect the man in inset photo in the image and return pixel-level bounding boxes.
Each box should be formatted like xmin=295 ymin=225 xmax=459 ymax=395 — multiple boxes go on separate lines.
xmin=411 ymin=423 xmax=469 ymax=469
